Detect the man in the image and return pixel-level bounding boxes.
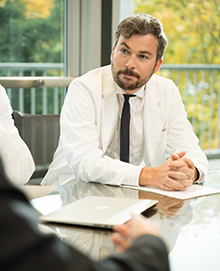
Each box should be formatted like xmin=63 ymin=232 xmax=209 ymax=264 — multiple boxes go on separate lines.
xmin=0 ymin=159 xmax=169 ymax=271
xmin=0 ymin=84 xmax=35 ymax=184
xmin=41 ymin=14 xmax=207 ymax=190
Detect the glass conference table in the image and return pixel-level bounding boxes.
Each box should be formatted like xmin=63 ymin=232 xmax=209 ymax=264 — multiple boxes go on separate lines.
xmin=26 ymin=168 xmax=220 ymax=271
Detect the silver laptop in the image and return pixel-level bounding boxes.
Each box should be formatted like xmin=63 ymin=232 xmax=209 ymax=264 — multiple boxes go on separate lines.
xmin=39 ymin=196 xmax=158 ymax=229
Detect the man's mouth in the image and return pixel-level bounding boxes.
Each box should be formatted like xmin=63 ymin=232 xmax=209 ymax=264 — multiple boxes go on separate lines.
xmin=119 ymin=69 xmax=140 ymax=79
xmin=123 ymin=73 xmax=135 ymax=78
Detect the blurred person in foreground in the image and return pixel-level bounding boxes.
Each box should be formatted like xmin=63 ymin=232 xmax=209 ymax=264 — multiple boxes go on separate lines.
xmin=0 ymin=157 xmax=169 ymax=271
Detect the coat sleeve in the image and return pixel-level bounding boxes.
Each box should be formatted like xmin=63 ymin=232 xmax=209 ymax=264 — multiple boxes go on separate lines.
xmin=143 ymin=76 xmax=208 ymax=183
xmin=165 ymin=81 xmax=208 ymax=182
xmin=0 ymin=161 xmax=169 ymax=271
xmin=0 ymin=85 xmax=35 ymax=184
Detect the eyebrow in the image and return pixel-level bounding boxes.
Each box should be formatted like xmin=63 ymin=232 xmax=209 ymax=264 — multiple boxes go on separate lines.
xmin=120 ymin=42 xmax=153 ymax=56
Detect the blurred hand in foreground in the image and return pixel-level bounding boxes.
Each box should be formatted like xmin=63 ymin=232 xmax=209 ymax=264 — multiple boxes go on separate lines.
xmin=112 ymin=214 xmax=162 ymax=253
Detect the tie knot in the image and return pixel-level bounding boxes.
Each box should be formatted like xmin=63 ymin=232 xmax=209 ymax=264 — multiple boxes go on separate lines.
xmin=123 ymin=94 xmax=136 ymax=102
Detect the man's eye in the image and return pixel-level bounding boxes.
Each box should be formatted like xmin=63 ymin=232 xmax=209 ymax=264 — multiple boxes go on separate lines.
xmin=139 ymin=55 xmax=148 ymax=59
xmin=121 ymin=49 xmax=128 ymax=54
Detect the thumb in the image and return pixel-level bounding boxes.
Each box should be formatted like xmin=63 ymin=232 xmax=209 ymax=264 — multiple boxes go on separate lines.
xmin=176 ymin=150 xmax=186 ymax=158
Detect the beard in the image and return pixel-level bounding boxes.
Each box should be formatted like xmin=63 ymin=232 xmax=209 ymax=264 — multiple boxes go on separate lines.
xmin=111 ymin=62 xmax=156 ymax=91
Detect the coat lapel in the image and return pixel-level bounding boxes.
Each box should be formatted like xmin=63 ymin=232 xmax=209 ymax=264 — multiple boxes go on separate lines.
xmin=143 ymin=77 xmax=166 ymax=165
xmin=100 ymin=67 xmax=119 ymax=153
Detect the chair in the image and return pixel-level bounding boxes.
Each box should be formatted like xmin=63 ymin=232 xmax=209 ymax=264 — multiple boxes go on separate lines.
xmin=13 ymin=111 xmax=60 ymax=181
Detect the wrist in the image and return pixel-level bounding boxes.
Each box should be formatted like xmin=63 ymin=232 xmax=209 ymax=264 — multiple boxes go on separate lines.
xmin=139 ymin=167 xmax=156 ymax=186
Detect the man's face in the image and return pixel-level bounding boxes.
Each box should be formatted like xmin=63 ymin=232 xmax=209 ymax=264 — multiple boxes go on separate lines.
xmin=111 ymin=33 xmax=162 ymax=94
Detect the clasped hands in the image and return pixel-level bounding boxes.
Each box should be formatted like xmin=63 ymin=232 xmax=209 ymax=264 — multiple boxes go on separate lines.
xmin=113 ymin=152 xmax=197 ymax=252
xmin=139 ymin=150 xmax=198 ymax=191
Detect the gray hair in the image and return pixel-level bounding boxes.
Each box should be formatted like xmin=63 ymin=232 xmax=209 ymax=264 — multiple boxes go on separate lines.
xmin=114 ymin=14 xmax=168 ymax=61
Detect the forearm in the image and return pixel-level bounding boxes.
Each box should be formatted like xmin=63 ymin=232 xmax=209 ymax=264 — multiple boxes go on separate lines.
xmin=139 ymin=166 xmax=158 ymax=186
xmin=138 ymin=164 xmax=169 ymax=187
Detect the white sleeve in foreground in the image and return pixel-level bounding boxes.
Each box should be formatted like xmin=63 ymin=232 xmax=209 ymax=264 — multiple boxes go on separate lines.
xmin=0 ymin=85 xmax=35 ymax=185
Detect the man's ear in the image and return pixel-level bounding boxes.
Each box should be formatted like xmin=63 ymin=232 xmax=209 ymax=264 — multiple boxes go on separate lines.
xmin=153 ymin=59 xmax=163 ymax=74
xmin=110 ymin=46 xmax=115 ymax=61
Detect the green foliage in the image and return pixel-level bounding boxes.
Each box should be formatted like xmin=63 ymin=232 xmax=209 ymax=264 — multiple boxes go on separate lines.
xmin=134 ymin=0 xmax=220 ymax=64
xmin=134 ymin=0 xmax=220 ymax=151
xmin=0 ymin=0 xmax=64 ymax=63
xmin=0 ymin=0 xmax=64 ymax=114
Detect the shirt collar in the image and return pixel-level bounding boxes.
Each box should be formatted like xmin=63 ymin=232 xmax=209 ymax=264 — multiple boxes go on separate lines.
xmin=114 ymin=83 xmax=145 ymax=99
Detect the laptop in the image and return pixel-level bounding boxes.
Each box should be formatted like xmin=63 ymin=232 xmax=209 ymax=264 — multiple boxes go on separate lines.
xmin=39 ymin=196 xmax=158 ymax=229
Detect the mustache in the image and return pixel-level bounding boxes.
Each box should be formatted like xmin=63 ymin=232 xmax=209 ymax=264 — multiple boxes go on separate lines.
xmin=117 ymin=69 xmax=140 ymax=79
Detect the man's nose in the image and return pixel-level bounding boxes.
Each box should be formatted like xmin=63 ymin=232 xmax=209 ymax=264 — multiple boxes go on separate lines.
xmin=126 ymin=55 xmax=136 ymax=69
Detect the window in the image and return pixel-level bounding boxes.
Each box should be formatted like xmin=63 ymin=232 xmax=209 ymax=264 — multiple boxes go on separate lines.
xmin=0 ymin=0 xmax=133 ymax=114
xmin=0 ymin=0 xmax=69 ymax=114
xmin=134 ymin=0 xmax=220 ymax=155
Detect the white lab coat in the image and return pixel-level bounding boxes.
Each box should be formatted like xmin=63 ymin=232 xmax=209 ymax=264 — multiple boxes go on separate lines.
xmin=0 ymin=85 xmax=35 ymax=184
xmin=41 ymin=65 xmax=208 ymax=186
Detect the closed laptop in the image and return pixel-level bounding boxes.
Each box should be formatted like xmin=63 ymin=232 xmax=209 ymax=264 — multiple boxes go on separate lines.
xmin=39 ymin=196 xmax=158 ymax=229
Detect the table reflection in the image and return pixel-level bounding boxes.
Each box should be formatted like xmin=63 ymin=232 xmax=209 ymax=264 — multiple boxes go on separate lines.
xmin=36 ymin=178 xmax=198 ymax=259
xmin=31 ymin=169 xmax=220 ymax=269
xmin=49 ymin=225 xmax=114 ymax=260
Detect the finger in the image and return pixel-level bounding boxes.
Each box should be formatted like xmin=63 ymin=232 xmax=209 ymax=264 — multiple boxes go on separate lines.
xmin=161 ymin=197 xmax=184 ymax=209
xmin=168 ymin=169 xmax=192 ymax=180
xmin=161 ymin=176 xmax=189 ymax=191
xmin=160 ymin=178 xmax=185 ymax=191
xmin=168 ymin=169 xmax=194 ymax=183
xmin=112 ymin=232 xmax=129 ymax=246
xmin=113 ymin=223 xmax=131 ymax=239
xmin=168 ymin=166 xmax=194 ymax=180
xmin=168 ymin=160 xmax=188 ymax=169
xmin=171 ymin=153 xmax=195 ymax=170
xmin=171 ymin=153 xmax=179 ymax=161
xmin=160 ymin=184 xmax=179 ymax=191
xmin=181 ymin=157 xmax=194 ymax=169
xmin=160 ymin=203 xmax=184 ymax=217
xmin=111 ymin=233 xmax=130 ymax=252
xmin=168 ymin=166 xmax=194 ymax=182
xmin=169 ymin=177 xmax=193 ymax=189
xmin=130 ymin=214 xmax=162 ymax=238
xmin=176 ymin=150 xmax=186 ymax=158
